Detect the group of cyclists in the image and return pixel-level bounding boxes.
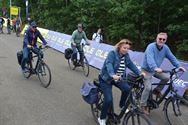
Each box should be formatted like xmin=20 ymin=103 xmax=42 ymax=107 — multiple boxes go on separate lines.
xmin=13 ymin=19 xmax=187 ymax=125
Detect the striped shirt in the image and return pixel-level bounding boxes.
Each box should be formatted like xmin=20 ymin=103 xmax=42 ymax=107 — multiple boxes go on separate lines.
xmin=116 ymin=56 xmax=125 ymax=76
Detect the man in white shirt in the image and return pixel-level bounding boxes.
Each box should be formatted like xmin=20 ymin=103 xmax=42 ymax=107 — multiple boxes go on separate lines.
xmin=92 ymin=28 xmax=103 ymax=43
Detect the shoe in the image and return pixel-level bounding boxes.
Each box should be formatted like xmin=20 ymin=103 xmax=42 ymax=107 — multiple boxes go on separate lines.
xmin=98 ymin=118 xmax=106 ymax=125
xmin=22 ymin=68 xmax=28 ymax=73
xmin=141 ymin=106 xmax=149 ymax=115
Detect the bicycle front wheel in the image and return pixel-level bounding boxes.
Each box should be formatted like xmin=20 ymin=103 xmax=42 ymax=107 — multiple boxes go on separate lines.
xmin=123 ymin=111 xmax=153 ymax=125
xmin=37 ymin=62 xmax=51 ymax=88
xmin=82 ymin=57 xmax=89 ymax=77
xmin=164 ymin=97 xmax=188 ymax=125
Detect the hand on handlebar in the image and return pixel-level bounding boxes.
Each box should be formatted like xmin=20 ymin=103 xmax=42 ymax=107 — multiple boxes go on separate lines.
xmin=27 ymin=44 xmax=32 ymax=49
xmin=154 ymin=68 xmax=162 ymax=73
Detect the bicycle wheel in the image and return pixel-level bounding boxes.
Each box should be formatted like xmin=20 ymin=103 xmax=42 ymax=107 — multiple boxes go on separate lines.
xmin=68 ymin=59 xmax=75 ymax=70
xmin=164 ymin=97 xmax=188 ymax=125
xmin=123 ymin=111 xmax=153 ymax=125
xmin=82 ymin=57 xmax=89 ymax=77
xmin=22 ymin=62 xmax=32 ymax=78
xmin=37 ymin=62 xmax=51 ymax=88
xmin=91 ymin=91 xmax=104 ymax=123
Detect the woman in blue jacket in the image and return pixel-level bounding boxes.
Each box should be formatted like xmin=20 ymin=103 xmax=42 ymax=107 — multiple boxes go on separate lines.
xmin=98 ymin=39 xmax=144 ymax=125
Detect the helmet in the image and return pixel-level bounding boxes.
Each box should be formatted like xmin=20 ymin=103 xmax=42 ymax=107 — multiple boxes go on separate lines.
xmin=30 ymin=21 xmax=37 ymax=27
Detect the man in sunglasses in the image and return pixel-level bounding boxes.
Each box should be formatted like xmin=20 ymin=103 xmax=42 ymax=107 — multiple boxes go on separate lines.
xmin=70 ymin=23 xmax=90 ymax=65
xmin=21 ymin=21 xmax=47 ymax=73
xmin=140 ymin=32 xmax=186 ymax=115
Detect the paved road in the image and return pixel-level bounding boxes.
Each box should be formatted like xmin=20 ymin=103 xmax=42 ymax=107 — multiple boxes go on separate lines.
xmin=0 ymin=31 xmax=187 ymax=125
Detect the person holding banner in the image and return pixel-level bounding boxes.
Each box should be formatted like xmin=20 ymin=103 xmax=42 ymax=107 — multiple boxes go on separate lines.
xmin=97 ymin=39 xmax=145 ymax=125
xmin=71 ymin=23 xmax=90 ymax=65
xmin=140 ymin=32 xmax=186 ymax=115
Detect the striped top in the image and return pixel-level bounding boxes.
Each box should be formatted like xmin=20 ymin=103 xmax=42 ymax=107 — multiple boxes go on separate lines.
xmin=116 ymin=56 xmax=125 ymax=76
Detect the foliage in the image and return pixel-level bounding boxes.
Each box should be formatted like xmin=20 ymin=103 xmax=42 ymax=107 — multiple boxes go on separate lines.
xmin=2 ymin=0 xmax=188 ymax=60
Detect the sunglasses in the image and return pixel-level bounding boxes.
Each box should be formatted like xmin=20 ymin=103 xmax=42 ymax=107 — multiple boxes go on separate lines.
xmin=125 ymin=41 xmax=132 ymax=45
xmin=32 ymin=26 xmax=37 ymax=28
xmin=158 ymin=38 xmax=166 ymax=41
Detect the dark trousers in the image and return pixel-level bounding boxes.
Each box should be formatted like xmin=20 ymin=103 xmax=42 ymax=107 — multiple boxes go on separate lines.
xmin=99 ymin=76 xmax=131 ymax=119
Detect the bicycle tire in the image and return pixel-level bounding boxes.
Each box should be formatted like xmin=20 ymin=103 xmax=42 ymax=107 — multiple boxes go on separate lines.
xmin=164 ymin=97 xmax=188 ymax=125
xmin=37 ymin=62 xmax=51 ymax=88
xmin=82 ymin=57 xmax=89 ymax=77
xmin=22 ymin=62 xmax=32 ymax=78
xmin=90 ymin=91 xmax=104 ymax=123
xmin=123 ymin=111 xmax=153 ymax=125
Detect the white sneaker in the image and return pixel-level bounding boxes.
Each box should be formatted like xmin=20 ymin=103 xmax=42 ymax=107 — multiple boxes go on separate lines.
xmin=98 ymin=117 xmax=106 ymax=125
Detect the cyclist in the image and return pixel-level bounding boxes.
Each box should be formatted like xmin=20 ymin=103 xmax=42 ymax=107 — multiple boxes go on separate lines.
xmin=140 ymin=32 xmax=186 ymax=115
xmin=15 ymin=16 xmax=21 ymax=35
xmin=70 ymin=23 xmax=90 ymax=65
xmin=21 ymin=21 xmax=47 ymax=73
xmin=98 ymin=39 xmax=145 ymax=125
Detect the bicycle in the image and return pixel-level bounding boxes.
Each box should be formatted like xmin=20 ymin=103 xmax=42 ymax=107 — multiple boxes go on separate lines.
xmin=68 ymin=43 xmax=89 ymax=77
xmin=145 ymin=68 xmax=188 ymax=125
xmin=91 ymin=75 xmax=153 ymax=125
xmin=22 ymin=46 xmax=52 ymax=88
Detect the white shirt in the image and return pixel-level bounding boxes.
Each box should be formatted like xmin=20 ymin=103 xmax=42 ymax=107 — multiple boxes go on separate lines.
xmin=92 ymin=33 xmax=103 ymax=43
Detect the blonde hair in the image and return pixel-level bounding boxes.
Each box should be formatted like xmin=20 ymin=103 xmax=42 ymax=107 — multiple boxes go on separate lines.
xmin=115 ymin=39 xmax=132 ymax=51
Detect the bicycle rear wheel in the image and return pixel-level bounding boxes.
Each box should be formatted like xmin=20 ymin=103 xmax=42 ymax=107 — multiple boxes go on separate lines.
xmin=37 ymin=62 xmax=51 ymax=88
xmin=22 ymin=62 xmax=32 ymax=78
xmin=123 ymin=111 xmax=153 ymax=125
xmin=91 ymin=91 xmax=103 ymax=123
xmin=164 ymin=97 xmax=188 ymax=125
xmin=82 ymin=57 xmax=89 ymax=77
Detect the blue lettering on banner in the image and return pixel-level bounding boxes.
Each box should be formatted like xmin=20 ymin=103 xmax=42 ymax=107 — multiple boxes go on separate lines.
xmin=44 ymin=29 xmax=188 ymax=95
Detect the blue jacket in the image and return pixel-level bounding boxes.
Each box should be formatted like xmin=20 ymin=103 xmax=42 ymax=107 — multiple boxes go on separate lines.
xmin=23 ymin=28 xmax=47 ymax=48
xmin=141 ymin=42 xmax=180 ymax=72
xmin=100 ymin=49 xmax=141 ymax=83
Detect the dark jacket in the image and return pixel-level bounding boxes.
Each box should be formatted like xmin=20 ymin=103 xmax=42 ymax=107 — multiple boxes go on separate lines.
xmin=23 ymin=28 xmax=47 ymax=48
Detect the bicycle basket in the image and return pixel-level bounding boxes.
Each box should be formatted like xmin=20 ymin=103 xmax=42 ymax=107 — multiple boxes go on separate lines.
xmin=17 ymin=50 xmax=23 ymax=65
xmin=64 ymin=48 xmax=73 ymax=60
xmin=80 ymin=82 xmax=98 ymax=104
xmin=126 ymin=72 xmax=142 ymax=88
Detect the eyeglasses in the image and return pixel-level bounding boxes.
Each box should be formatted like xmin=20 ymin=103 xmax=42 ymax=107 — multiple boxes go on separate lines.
xmin=159 ymin=38 xmax=166 ymax=41
xmin=125 ymin=41 xmax=132 ymax=45
xmin=32 ymin=26 xmax=37 ymax=28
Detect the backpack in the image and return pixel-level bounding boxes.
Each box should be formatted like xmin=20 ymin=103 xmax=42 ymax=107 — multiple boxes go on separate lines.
xmin=80 ymin=82 xmax=98 ymax=104
xmin=17 ymin=50 xmax=23 ymax=65
xmin=64 ymin=48 xmax=73 ymax=60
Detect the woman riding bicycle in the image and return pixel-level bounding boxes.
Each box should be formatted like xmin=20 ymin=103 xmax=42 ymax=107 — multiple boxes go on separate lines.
xmin=21 ymin=21 xmax=47 ymax=73
xmin=98 ymin=39 xmax=145 ymax=125
xmin=70 ymin=23 xmax=90 ymax=65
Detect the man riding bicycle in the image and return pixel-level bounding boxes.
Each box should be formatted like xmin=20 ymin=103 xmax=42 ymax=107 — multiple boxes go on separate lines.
xmin=70 ymin=23 xmax=90 ymax=65
xmin=21 ymin=21 xmax=47 ymax=73
xmin=140 ymin=32 xmax=186 ymax=115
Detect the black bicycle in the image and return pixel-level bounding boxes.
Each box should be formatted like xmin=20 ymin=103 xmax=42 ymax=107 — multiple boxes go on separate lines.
xmin=22 ymin=46 xmax=51 ymax=88
xmin=91 ymin=75 xmax=153 ymax=125
xmin=68 ymin=43 xmax=89 ymax=77
xmin=145 ymin=68 xmax=188 ymax=125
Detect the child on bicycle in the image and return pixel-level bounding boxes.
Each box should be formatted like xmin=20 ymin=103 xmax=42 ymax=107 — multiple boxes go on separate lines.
xmin=98 ymin=39 xmax=145 ymax=125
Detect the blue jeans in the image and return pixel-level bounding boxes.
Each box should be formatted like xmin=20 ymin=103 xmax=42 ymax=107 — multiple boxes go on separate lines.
xmin=99 ymin=76 xmax=131 ymax=119
xmin=21 ymin=47 xmax=42 ymax=69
